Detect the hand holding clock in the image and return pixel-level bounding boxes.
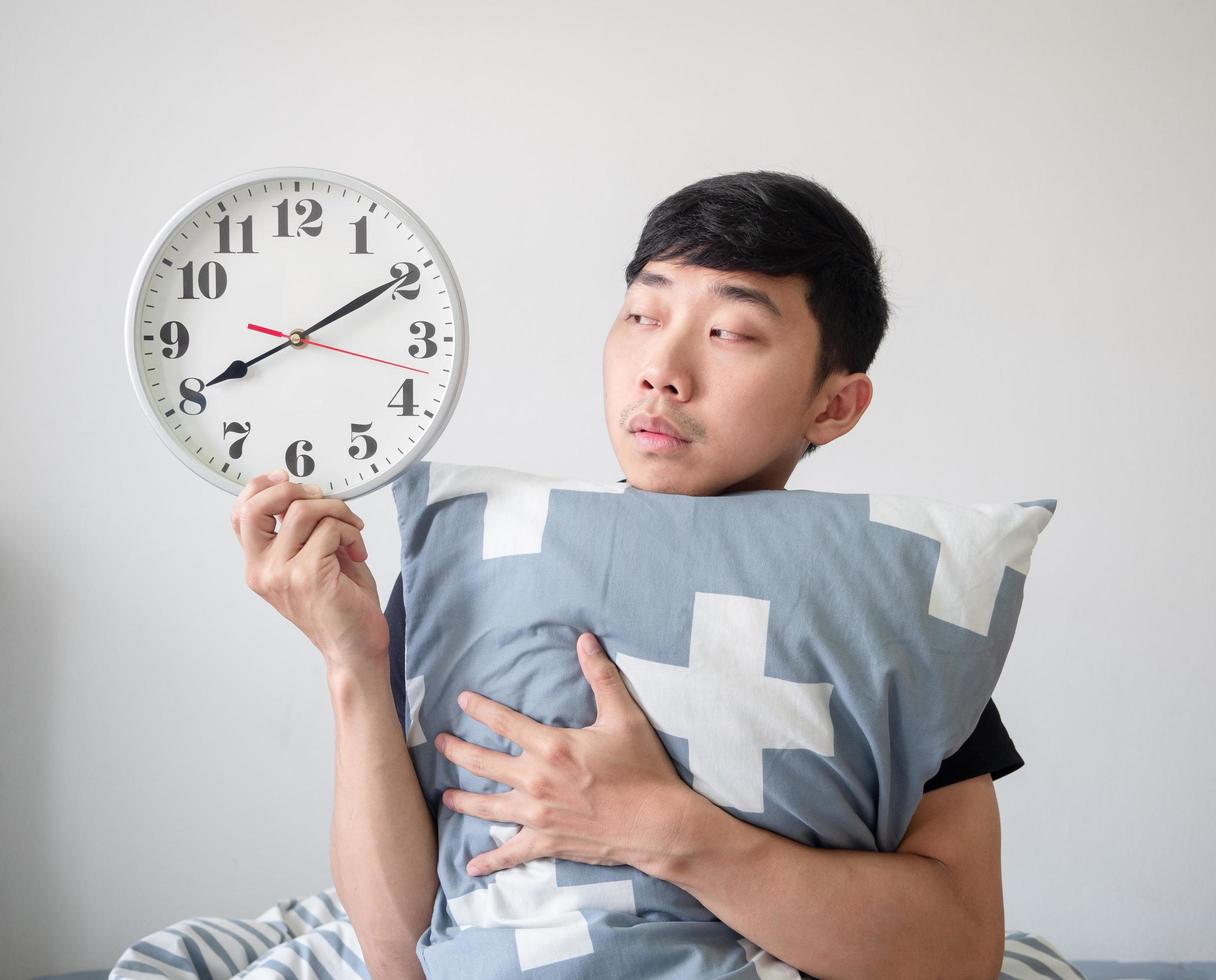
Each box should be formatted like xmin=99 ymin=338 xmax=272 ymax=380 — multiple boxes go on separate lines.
xmin=231 ymin=468 xmax=388 ymax=674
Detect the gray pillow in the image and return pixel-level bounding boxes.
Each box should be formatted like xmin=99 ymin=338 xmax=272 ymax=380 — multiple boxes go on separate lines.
xmin=390 ymin=460 xmax=1057 ymax=978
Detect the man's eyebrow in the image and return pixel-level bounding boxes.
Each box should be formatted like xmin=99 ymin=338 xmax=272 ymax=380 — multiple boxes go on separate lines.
xmin=630 ymin=269 xmax=783 ymax=322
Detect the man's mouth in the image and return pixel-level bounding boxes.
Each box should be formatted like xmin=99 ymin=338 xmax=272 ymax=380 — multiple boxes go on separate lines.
xmin=633 ymin=429 xmax=689 ymax=452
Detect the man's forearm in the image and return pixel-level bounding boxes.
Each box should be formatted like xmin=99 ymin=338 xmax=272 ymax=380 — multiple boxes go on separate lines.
xmin=646 ymin=789 xmax=991 ymax=980
xmin=328 ymin=656 xmax=438 ymax=980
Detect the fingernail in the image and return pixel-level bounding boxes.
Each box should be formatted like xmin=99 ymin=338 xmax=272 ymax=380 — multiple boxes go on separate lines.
xmin=268 ymin=469 xmax=289 ymax=482
xmin=304 ymin=484 xmax=324 ymax=497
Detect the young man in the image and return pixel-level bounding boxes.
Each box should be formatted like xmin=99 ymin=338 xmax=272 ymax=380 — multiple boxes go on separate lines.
xmin=233 ymin=170 xmax=1021 ymax=979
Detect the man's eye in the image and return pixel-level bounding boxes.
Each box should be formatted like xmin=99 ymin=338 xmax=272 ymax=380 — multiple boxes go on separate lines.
xmin=627 ymin=314 xmax=750 ymax=343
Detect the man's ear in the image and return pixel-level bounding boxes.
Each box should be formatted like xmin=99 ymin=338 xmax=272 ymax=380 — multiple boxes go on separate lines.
xmin=803 ymin=372 xmax=873 ymax=447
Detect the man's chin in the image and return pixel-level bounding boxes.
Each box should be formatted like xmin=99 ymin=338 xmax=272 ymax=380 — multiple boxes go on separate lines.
xmin=620 ymin=465 xmax=723 ymax=497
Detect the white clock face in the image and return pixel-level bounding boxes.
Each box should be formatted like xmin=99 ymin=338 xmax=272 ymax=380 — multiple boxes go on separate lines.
xmin=125 ymin=167 xmax=468 ymax=499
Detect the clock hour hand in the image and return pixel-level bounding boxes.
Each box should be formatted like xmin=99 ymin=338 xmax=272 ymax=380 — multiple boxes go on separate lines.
xmin=204 ymin=272 xmax=406 ymax=387
xmin=204 ymin=339 xmax=291 ymax=385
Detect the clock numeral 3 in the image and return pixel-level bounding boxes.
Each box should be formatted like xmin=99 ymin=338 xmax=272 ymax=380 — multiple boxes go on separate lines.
xmin=179 ymin=378 xmax=207 ymax=415
xmin=215 ymin=214 xmax=257 ymax=254
xmin=160 ymin=320 xmax=190 ymax=358
xmin=274 ymin=198 xmax=323 ymax=238
xmin=388 ymin=379 xmax=418 ymax=416
xmin=179 ymin=260 xmax=227 ymax=300
xmin=349 ymin=422 xmax=377 ymax=460
xmin=408 ymin=319 xmax=437 ymax=359
xmin=286 ymin=439 xmax=315 ymax=478
xmin=223 ymin=421 xmax=252 ymax=459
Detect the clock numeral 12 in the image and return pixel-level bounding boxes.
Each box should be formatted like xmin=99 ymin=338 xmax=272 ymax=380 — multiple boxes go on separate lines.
xmin=274 ymin=198 xmax=323 ymax=238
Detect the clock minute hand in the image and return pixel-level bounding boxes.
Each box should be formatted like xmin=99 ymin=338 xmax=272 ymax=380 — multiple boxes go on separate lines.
xmin=203 ymin=272 xmax=406 ymax=386
xmin=298 ymin=273 xmax=405 ymax=339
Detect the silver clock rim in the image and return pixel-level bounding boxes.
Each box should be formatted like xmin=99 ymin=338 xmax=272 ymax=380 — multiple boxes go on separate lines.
xmin=123 ymin=165 xmax=469 ymax=501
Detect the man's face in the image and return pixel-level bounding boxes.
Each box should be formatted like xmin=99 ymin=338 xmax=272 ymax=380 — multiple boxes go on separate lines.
xmin=602 ymin=258 xmax=868 ymax=496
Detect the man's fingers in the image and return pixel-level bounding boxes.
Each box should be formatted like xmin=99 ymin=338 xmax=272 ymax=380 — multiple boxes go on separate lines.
xmin=273 ymin=497 xmax=367 ymax=559
xmin=296 ymin=514 xmax=370 ymax=567
xmin=230 ymin=470 xmax=290 ymax=541
xmin=235 ymin=480 xmax=318 ymax=561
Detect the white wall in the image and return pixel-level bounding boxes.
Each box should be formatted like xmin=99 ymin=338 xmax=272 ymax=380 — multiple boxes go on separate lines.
xmin=2 ymin=1 xmax=1212 ymax=976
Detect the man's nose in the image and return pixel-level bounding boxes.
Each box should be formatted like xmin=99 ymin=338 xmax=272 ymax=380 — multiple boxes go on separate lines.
xmin=638 ymin=323 xmax=694 ymax=397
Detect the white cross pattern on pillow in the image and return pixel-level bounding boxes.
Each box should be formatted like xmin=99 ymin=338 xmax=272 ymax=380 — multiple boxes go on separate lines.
xmin=446 ymin=823 xmax=638 ymax=972
xmin=404 ymin=672 xmax=428 ymax=747
xmin=737 ymin=937 xmax=803 ymax=979
xmin=616 ymin=591 xmax=834 ymax=814
xmin=426 ymin=462 xmax=627 ymax=560
xmin=868 ymin=495 xmax=1055 ymax=636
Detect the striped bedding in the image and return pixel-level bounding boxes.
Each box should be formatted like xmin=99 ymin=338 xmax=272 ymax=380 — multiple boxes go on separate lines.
xmin=108 ymin=883 xmax=1093 ymax=979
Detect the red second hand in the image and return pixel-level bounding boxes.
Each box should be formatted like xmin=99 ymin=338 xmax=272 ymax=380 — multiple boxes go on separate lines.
xmin=246 ymin=323 xmax=429 ymax=374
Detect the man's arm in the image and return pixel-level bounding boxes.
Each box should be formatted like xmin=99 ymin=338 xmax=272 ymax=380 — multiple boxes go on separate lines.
xmin=328 ymin=654 xmax=438 ymax=980
xmin=648 ymin=774 xmax=1005 ymax=980
xmin=228 ymin=474 xmax=436 ymax=978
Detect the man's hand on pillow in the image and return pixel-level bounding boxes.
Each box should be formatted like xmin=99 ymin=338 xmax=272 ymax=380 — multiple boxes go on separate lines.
xmin=433 ymin=631 xmax=696 ymax=879
xmin=232 ymin=468 xmax=388 ymax=676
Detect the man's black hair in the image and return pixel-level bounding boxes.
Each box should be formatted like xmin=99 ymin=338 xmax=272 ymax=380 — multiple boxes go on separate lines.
xmin=624 ymin=170 xmax=891 ymax=457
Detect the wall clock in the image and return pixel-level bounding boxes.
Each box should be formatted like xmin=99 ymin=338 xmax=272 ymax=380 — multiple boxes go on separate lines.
xmin=124 ymin=166 xmax=468 ymax=499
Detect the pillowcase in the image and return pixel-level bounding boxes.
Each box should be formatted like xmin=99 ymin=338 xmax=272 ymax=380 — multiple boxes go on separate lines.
xmin=390 ymin=460 xmax=1056 ymax=979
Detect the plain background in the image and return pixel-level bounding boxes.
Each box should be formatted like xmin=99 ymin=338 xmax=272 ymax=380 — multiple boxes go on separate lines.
xmin=2 ymin=1 xmax=1213 ymax=976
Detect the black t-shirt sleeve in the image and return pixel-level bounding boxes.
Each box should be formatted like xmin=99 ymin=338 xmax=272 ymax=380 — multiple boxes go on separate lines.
xmin=386 ymin=570 xmax=408 ymax=733
xmin=923 ymin=698 xmax=1025 ymax=792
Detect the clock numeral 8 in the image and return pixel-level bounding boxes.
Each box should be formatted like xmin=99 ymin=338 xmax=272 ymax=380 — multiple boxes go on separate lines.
xmin=285 ymin=439 xmax=315 ymax=478
xmin=179 ymin=377 xmax=207 ymax=415
xmin=349 ymin=422 xmax=377 ymax=460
